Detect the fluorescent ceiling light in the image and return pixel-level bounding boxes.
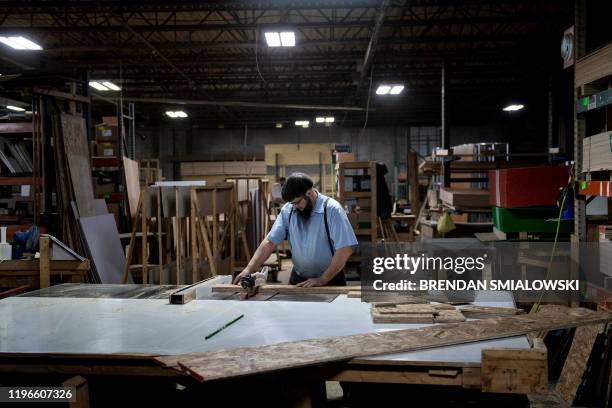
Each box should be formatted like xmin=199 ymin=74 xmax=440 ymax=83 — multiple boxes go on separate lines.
xmin=502 ymin=104 xmax=525 ymax=112
xmin=376 ymin=85 xmax=391 ymax=95
xmin=315 ymin=117 xmax=325 ymax=123
xmin=295 ymin=120 xmax=309 ymax=128
xmin=166 ymin=111 xmax=188 ymax=118
xmin=6 ymin=105 xmax=25 ymax=111
xmin=89 ymin=81 xmax=109 ymax=91
xmin=264 ymin=32 xmax=281 ymax=47
xmin=325 ymin=117 xmax=335 ymax=123
xmin=279 ymin=32 xmax=295 ymax=47
xmin=102 ymin=81 xmax=121 ymax=91
xmin=389 ymin=85 xmax=404 ymax=95
xmin=0 ymin=36 xmax=42 ymax=50
xmin=275 ymin=123 xmax=283 ymax=128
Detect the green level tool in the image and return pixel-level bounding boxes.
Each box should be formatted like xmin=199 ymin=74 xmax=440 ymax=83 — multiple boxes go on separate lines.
xmin=205 ymin=314 xmax=244 ymax=340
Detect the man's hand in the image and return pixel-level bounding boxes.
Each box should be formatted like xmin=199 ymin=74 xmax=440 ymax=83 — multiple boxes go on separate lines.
xmin=233 ymin=268 xmax=251 ymax=285
xmin=296 ymin=277 xmax=329 ymax=288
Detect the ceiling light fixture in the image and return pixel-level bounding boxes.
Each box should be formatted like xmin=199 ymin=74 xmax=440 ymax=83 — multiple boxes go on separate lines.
xmin=295 ymin=120 xmax=309 ymax=128
xmin=502 ymin=104 xmax=525 ymax=112
xmin=0 ymin=36 xmax=42 ymax=50
xmin=315 ymin=117 xmax=325 ymax=123
xmin=6 ymin=105 xmax=25 ymax=111
xmin=89 ymin=81 xmax=109 ymax=91
xmin=102 ymin=81 xmax=121 ymax=91
xmin=265 ymin=31 xmax=295 ymax=47
xmin=166 ymin=111 xmax=188 ymax=118
xmin=324 ymin=117 xmax=335 ymax=123
xmin=376 ymin=84 xmax=404 ymax=95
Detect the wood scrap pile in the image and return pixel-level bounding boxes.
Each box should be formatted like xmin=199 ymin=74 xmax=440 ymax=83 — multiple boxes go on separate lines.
xmin=371 ymin=302 xmax=465 ymax=324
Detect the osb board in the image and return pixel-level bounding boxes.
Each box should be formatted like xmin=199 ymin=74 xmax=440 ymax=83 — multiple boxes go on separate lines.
xmin=167 ymin=307 xmax=612 ymax=382
xmin=434 ymin=310 xmax=466 ymax=323
xmin=123 ymin=157 xmax=140 ymax=218
xmin=375 ymin=304 xmax=454 ymax=314
xmin=180 ymin=161 xmax=266 ymax=177
xmin=60 ymin=113 xmax=95 ymax=218
xmin=371 ymin=310 xmax=433 ymax=324
xmin=555 ymin=323 xmax=605 ymax=404
xmin=461 ymin=305 xmax=524 ymax=319
xmin=264 ymin=143 xmax=334 ymax=166
xmin=481 ymin=348 xmax=548 ymax=394
xmin=211 ymin=284 xmax=354 ymax=295
xmin=575 ymin=42 xmax=612 ymax=88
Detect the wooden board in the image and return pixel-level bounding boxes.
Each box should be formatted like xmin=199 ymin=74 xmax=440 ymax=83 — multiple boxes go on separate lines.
xmin=581 ymin=131 xmax=612 ymax=173
xmin=461 ymin=305 xmax=524 ymax=318
xmin=439 ymin=188 xmax=489 ymax=208
xmin=180 ymin=161 xmax=266 ymax=177
xmin=169 ymin=277 xmax=215 ymax=305
xmin=211 ymin=284 xmax=355 ymax=295
xmin=79 ymin=213 xmax=132 ymax=284
xmin=575 ymin=42 xmax=612 ymax=88
xmin=123 ymin=157 xmax=141 ymax=218
xmin=60 ymin=113 xmax=95 ymax=218
xmin=264 ymin=143 xmax=333 ymax=166
xmin=371 ymin=310 xmax=433 ymax=324
xmin=434 ymin=310 xmax=466 ymax=323
xmin=166 ymin=307 xmax=612 ymax=382
xmin=555 ymin=324 xmax=605 ymax=404
xmin=481 ymin=348 xmax=548 ymax=394
xmin=375 ymin=304 xmax=454 ymax=314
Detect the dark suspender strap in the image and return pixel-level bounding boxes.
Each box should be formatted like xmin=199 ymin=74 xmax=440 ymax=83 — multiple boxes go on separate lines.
xmin=286 ymin=208 xmax=293 ymax=240
xmin=323 ymin=198 xmax=335 ymax=255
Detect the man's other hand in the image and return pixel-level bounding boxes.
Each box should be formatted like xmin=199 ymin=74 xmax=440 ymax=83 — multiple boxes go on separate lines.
xmin=233 ymin=268 xmax=251 ymax=285
xmin=295 ymin=277 xmax=329 ymax=288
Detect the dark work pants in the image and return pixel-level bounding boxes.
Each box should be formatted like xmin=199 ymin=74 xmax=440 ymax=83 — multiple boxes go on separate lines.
xmin=289 ymin=268 xmax=346 ymax=286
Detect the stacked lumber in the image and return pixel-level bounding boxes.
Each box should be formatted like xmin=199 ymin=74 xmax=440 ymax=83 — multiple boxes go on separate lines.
xmin=371 ymin=302 xmax=465 ymax=324
xmin=439 ymin=188 xmax=489 ymax=208
xmin=582 ymin=131 xmax=612 ymax=173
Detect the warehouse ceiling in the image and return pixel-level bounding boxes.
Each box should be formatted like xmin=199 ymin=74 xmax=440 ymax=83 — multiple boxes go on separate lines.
xmin=0 ymin=0 xmax=572 ymax=127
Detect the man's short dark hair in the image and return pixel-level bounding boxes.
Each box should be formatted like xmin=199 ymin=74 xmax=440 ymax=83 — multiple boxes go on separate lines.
xmin=282 ymin=173 xmax=314 ymax=202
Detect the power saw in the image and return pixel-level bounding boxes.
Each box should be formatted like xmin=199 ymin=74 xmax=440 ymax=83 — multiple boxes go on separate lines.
xmin=239 ymin=266 xmax=269 ymax=299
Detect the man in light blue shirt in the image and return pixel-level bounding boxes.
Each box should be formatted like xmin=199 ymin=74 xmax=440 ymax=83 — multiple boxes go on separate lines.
xmin=234 ymin=173 xmax=358 ymax=287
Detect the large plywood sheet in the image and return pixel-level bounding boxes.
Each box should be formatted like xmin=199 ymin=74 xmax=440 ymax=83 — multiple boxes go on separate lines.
xmin=60 ymin=113 xmax=96 ymax=218
xmin=264 ymin=143 xmax=334 ymax=166
xmin=123 ymin=157 xmax=140 ymax=217
xmin=79 ymin=213 xmax=132 ymax=284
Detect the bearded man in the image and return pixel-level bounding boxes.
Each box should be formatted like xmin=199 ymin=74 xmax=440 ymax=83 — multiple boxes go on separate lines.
xmin=233 ymin=173 xmax=358 ymax=287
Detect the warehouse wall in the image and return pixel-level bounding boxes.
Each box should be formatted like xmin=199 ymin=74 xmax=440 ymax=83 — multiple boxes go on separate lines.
xmin=134 ymin=123 xmax=508 ymax=184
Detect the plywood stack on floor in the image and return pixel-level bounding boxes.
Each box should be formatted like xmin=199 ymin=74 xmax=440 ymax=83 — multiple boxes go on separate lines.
xmin=439 ymin=188 xmax=490 ymax=208
xmin=581 ymin=131 xmax=612 ymax=173
xmin=371 ymin=303 xmax=465 ymax=323
xmin=156 ymin=307 xmax=612 ymax=382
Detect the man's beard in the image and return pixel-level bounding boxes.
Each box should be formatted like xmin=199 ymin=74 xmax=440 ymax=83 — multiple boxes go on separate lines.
xmin=297 ymin=196 xmax=314 ymax=220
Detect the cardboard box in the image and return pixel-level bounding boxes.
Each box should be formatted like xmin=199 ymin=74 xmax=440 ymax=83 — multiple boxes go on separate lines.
xmin=102 ymin=116 xmax=118 ymax=126
xmin=335 ymin=152 xmax=355 ymax=163
xmin=95 ymin=124 xmax=118 ymax=142
xmin=95 ymin=142 xmax=118 ymax=157
xmin=94 ymin=181 xmax=116 ymax=194
xmin=489 ymin=166 xmax=568 ymax=208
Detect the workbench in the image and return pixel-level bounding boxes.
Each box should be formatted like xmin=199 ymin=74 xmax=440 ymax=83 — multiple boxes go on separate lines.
xmin=0 ymin=277 xmax=533 ymax=396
